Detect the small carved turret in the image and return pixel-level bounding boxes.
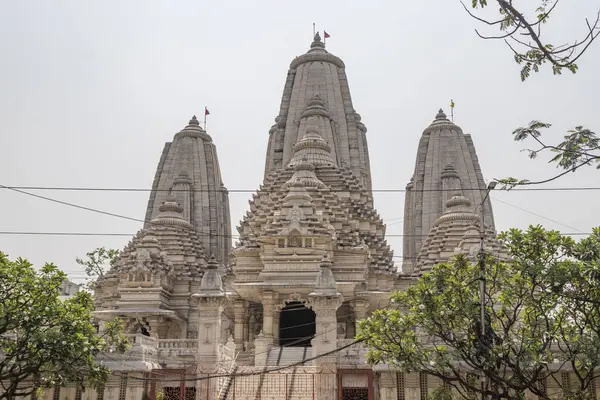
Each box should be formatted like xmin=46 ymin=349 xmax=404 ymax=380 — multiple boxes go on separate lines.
xmin=312 ymin=254 xmax=338 ymax=296
xmin=198 ymin=255 xmax=224 ymax=296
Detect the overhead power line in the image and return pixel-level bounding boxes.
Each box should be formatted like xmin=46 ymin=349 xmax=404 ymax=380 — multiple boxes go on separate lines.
xmin=2 ymin=185 xmax=600 ymax=193
xmin=491 ymin=196 xmax=586 ymax=233
xmin=0 ymin=183 xmax=592 ymax=252
xmin=0 ymin=231 xmax=591 ymax=237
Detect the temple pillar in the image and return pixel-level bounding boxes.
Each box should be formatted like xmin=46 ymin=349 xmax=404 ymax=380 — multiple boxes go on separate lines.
xmin=248 ymin=315 xmax=256 ymax=344
xmin=233 ymin=299 xmax=246 ymax=351
xmin=194 ymin=296 xmax=227 ymax=364
xmin=310 ymin=295 xmax=343 ymax=364
xmin=309 ymin=254 xmax=343 ymax=367
xmin=254 ymin=331 xmax=268 ymax=367
xmin=261 ymin=291 xmax=277 ymax=343
xmin=273 ymin=310 xmax=280 ymax=344
xmin=191 ymin=256 xmax=228 ymax=367
xmin=243 ymin=315 xmax=250 ymax=342
xmin=353 ymin=299 xmax=370 ymax=333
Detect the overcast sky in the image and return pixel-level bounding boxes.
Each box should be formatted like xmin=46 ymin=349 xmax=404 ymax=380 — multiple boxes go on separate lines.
xmin=1 ymin=0 xmax=599 ymax=282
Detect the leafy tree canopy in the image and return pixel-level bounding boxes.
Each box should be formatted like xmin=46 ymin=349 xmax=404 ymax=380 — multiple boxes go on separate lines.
xmin=358 ymin=226 xmax=600 ymax=400
xmin=0 ymin=252 xmax=128 ymax=399
xmin=464 ymin=1 xmax=599 ymax=188
xmin=498 ymin=123 xmax=599 ymax=189
xmin=76 ymin=247 xmax=118 ymax=290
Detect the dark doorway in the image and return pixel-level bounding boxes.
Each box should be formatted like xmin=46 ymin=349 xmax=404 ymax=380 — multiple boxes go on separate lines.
xmin=279 ymin=301 xmax=315 ymax=346
xmin=341 ymin=387 xmax=369 ymax=400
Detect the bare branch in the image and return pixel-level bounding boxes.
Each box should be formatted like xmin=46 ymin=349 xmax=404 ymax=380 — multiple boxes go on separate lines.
xmin=460 ymin=1 xmax=506 ymax=26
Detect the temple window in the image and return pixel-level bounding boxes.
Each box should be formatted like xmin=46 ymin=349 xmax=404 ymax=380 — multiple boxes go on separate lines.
xmin=277 ymin=239 xmax=285 ymax=248
xmin=304 ymin=238 xmax=312 ymax=248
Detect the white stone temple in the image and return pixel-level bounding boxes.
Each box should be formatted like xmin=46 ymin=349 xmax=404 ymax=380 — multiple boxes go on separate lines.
xmin=35 ymin=33 xmax=506 ymax=400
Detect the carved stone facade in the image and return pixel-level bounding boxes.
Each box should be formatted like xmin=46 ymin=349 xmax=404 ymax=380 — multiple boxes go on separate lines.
xmin=25 ymin=34 xmax=518 ymax=400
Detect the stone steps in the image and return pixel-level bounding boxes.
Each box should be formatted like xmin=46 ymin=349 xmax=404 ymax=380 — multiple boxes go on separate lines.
xmin=266 ymin=346 xmax=311 ymax=367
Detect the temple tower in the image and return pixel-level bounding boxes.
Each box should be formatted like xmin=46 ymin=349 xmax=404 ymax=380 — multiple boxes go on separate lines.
xmin=402 ymin=109 xmax=495 ymax=274
xmin=144 ymin=116 xmax=232 ymax=265
xmin=264 ymin=33 xmax=373 ymax=191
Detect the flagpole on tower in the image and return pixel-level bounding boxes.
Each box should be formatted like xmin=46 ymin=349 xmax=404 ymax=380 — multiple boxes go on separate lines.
xmin=313 ymin=23 xmax=316 ymax=37
xmin=450 ymin=99 xmax=455 ymax=122
xmin=204 ymin=106 xmax=210 ymax=131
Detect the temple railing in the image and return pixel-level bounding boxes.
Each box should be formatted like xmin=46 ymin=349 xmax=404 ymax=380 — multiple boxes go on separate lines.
xmin=158 ymin=339 xmax=196 ymax=349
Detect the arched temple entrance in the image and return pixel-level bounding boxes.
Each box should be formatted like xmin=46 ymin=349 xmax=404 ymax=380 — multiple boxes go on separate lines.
xmin=279 ymin=301 xmax=315 ymax=346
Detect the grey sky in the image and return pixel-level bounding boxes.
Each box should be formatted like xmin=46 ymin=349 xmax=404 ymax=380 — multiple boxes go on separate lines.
xmin=1 ymin=0 xmax=598 ymax=282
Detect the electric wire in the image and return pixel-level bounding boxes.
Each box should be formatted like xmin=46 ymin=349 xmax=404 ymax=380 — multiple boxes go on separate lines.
xmin=2 ymin=185 xmax=599 ymax=193
xmin=1 ymin=184 xmax=590 ymax=239
xmin=0 ymin=231 xmax=591 ymax=237
xmin=490 ymin=195 xmax=586 ymax=233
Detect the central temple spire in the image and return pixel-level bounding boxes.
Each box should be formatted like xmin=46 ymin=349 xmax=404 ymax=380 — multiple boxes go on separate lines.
xmin=264 ymin=36 xmax=372 ymax=191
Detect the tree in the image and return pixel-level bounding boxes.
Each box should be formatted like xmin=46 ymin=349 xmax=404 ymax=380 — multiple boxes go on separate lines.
xmin=358 ymin=226 xmax=600 ymax=399
xmin=462 ymin=2 xmax=600 ymax=188
xmin=464 ymin=0 xmax=600 ymax=81
xmin=0 ymin=252 xmax=128 ymax=399
xmin=498 ymin=123 xmax=599 ymax=189
xmin=76 ymin=247 xmax=118 ymax=290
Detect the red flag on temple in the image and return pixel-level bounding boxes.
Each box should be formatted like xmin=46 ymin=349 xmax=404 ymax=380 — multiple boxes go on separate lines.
xmin=204 ymin=107 xmax=210 ymax=116
xmin=324 ymin=31 xmax=330 ymax=39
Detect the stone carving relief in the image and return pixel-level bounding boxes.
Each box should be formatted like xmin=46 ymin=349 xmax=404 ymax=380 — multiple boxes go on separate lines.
xmin=276 ymin=292 xmax=312 ymax=310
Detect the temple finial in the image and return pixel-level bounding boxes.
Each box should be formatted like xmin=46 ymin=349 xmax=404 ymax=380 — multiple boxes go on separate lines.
xmin=435 ymin=109 xmax=447 ymax=120
xmin=189 ymin=115 xmax=199 ymax=126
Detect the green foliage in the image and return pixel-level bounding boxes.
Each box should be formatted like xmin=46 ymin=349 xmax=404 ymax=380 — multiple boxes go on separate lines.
xmin=498 ymin=122 xmax=599 ymax=189
xmin=427 ymin=387 xmax=454 ymax=400
xmin=76 ymin=247 xmax=118 ymax=290
xmin=358 ymin=226 xmax=600 ymax=400
xmin=464 ymin=0 xmax=599 ymax=80
xmin=0 ymin=252 xmax=129 ymax=399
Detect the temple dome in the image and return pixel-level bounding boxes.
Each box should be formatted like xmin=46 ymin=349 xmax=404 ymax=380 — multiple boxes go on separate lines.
xmin=411 ymin=192 xmax=506 ymax=276
xmin=288 ymin=125 xmax=336 ymax=169
xmin=110 ymin=198 xmax=210 ymax=281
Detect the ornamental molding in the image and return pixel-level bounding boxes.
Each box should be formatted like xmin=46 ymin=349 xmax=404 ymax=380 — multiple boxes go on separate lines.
xmin=276 ymin=292 xmax=312 ymax=310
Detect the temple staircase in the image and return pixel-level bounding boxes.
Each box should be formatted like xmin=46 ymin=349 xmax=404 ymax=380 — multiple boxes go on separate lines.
xmin=217 ymin=365 xmax=237 ymax=400
xmin=266 ymin=346 xmax=311 ymax=367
